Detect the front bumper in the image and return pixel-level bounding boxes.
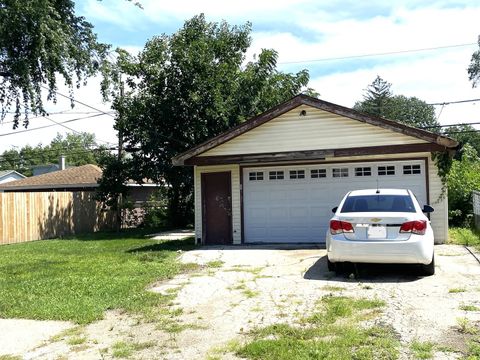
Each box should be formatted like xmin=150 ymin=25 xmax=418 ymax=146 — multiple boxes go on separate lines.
xmin=327 ymin=235 xmax=433 ymax=265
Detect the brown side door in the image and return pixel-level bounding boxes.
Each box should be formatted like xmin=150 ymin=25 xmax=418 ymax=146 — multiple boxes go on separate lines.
xmin=201 ymin=172 xmax=232 ymax=245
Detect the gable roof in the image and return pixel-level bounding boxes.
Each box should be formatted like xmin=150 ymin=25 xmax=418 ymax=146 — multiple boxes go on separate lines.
xmin=173 ymin=94 xmax=458 ymax=165
xmin=0 ymin=170 xmax=26 ymax=179
xmin=0 ymin=164 xmax=102 ymax=191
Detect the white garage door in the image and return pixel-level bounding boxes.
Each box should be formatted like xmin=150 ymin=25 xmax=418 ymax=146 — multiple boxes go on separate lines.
xmin=243 ymin=160 xmax=427 ymax=243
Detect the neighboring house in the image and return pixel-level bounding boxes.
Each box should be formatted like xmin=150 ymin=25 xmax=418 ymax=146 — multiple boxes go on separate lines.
xmin=0 ymin=170 xmax=26 ymax=184
xmin=0 ymin=164 xmax=158 ymax=203
xmin=32 ymin=155 xmax=70 ymax=176
xmin=173 ymin=94 xmax=458 ymax=245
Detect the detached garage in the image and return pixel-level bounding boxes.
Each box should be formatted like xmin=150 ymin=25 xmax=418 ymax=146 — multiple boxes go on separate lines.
xmin=173 ymin=95 xmax=458 ymax=245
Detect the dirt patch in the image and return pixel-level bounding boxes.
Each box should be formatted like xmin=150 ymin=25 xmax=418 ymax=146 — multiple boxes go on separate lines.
xmin=13 ymin=244 xmax=480 ymax=359
xmin=0 ymin=319 xmax=72 ymax=356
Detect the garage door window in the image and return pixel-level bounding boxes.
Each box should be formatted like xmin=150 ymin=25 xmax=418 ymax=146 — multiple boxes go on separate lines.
xmin=269 ymin=171 xmax=284 ymax=180
xmin=378 ymin=166 xmax=395 ymax=176
xmin=290 ymin=170 xmax=305 ymax=179
xmin=332 ymin=168 xmax=349 ymax=178
xmin=249 ymin=172 xmax=264 ymax=181
xmin=403 ymin=164 xmax=421 ymax=175
xmin=354 ymin=167 xmax=371 ymax=177
xmin=311 ymin=169 xmax=326 ymax=178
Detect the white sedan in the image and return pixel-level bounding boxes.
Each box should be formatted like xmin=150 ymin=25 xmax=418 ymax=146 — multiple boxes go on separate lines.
xmin=326 ymin=189 xmax=435 ymax=276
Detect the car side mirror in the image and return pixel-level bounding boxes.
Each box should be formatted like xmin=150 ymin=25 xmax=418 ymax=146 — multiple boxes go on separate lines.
xmin=331 ymin=206 xmax=338 ymax=213
xmin=422 ymin=205 xmax=434 ymax=213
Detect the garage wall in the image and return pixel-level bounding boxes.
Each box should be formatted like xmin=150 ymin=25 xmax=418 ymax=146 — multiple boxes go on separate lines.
xmin=427 ymin=154 xmax=448 ymax=244
xmin=194 ymin=165 xmax=241 ymax=244
xmin=199 ymin=105 xmax=428 ymax=157
xmin=194 ymin=152 xmax=448 ymax=245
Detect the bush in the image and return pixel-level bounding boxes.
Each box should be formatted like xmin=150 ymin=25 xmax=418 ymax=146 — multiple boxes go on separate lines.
xmin=142 ymin=189 xmax=168 ymax=229
xmin=447 ymin=144 xmax=480 ymax=227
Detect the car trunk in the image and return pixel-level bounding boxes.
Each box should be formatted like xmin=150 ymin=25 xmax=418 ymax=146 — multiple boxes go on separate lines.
xmin=338 ymin=212 xmax=414 ymax=241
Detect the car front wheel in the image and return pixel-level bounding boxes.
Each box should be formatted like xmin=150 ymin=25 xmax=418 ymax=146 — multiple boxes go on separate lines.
xmin=420 ymin=253 xmax=435 ymax=276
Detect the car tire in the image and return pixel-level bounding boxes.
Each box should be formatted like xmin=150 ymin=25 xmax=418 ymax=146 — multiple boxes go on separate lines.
xmin=421 ymin=254 xmax=435 ymax=276
xmin=327 ymin=257 xmax=337 ymax=272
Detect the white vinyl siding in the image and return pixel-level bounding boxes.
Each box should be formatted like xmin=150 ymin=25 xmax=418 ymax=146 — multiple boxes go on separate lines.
xmin=427 ymin=154 xmax=448 ymax=244
xmin=194 ymin=165 xmax=241 ymax=244
xmin=199 ymin=105 xmax=428 ymax=157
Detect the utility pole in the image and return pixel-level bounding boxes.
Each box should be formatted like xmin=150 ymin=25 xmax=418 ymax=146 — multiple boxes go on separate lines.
xmin=116 ymin=79 xmax=124 ymax=232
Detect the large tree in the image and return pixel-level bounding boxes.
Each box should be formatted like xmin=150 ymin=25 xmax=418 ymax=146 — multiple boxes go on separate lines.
xmin=0 ymin=0 xmax=109 ymax=128
xmin=99 ymin=15 xmax=316 ymax=226
xmin=0 ymin=132 xmax=106 ymax=176
xmin=354 ymin=76 xmax=440 ymax=131
xmin=443 ymin=124 xmax=480 ymax=158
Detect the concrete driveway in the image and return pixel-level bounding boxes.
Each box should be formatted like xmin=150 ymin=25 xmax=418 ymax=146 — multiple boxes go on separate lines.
xmin=12 ymin=244 xmax=480 ymax=359
xmin=149 ymin=244 xmax=480 ymax=359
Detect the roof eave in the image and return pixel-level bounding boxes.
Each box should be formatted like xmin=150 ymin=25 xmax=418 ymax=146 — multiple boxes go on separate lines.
xmin=172 ymin=94 xmax=459 ymax=165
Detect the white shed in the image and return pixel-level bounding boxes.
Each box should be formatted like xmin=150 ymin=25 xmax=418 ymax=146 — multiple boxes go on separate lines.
xmin=173 ymin=95 xmax=458 ymax=245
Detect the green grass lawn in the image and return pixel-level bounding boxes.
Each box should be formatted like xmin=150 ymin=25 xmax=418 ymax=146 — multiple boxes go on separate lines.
xmin=448 ymin=227 xmax=480 ymax=251
xmin=0 ymin=230 xmax=196 ymax=324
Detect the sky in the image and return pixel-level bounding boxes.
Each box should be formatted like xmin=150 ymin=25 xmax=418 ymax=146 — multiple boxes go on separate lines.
xmin=1 ymin=0 xmax=479 ymax=153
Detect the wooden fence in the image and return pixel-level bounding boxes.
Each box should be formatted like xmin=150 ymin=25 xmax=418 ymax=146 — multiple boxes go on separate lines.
xmin=0 ymin=191 xmax=116 ymax=245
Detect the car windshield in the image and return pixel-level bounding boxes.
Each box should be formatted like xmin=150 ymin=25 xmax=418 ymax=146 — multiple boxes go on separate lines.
xmin=340 ymin=194 xmax=416 ymax=213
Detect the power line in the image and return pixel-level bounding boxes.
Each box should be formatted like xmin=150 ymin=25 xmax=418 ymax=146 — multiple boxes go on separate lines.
xmin=40 ymin=85 xmax=115 ymax=118
xmin=278 ymin=42 xmax=477 ymax=65
xmin=421 ymin=122 xmax=480 ymax=129
xmin=428 ymin=98 xmax=480 ymax=106
xmin=42 ymin=115 xmax=115 ymax=146
xmin=0 ymin=113 xmax=106 ymax=137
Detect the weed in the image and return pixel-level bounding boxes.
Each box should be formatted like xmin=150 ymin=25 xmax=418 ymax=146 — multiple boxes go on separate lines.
xmin=236 ymin=296 xmax=395 ymax=360
xmin=448 ymin=228 xmax=480 ymax=250
xmin=51 ymin=326 xmax=84 ymax=342
xmin=460 ymin=304 xmax=480 ymax=311
xmin=322 ymin=285 xmax=345 ymax=292
xmin=112 ymin=341 xmax=133 ymax=358
xmin=410 ymin=340 xmax=435 ymax=359
xmin=243 ymin=288 xmax=260 ymax=298
xmin=206 ymin=260 xmax=224 ymax=268
xmin=111 ymin=340 xmax=156 ymax=358
xmin=0 ymin=356 xmax=21 ymax=360
xmin=225 ymin=267 xmax=264 ymax=275
xmin=67 ymin=336 xmax=87 ymax=345
xmin=449 ymin=288 xmax=466 ymax=293
xmin=457 ymin=317 xmax=478 ymax=335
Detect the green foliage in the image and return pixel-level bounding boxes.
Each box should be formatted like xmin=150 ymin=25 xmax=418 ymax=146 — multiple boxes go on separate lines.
xmin=448 ymin=227 xmax=480 ymax=251
xmin=447 ymin=144 xmax=480 ymax=226
xmin=468 ymin=35 xmax=480 ymax=87
xmin=0 ymin=231 xmax=196 ymax=324
xmin=0 ymin=132 xmax=107 ymax=176
xmin=354 ymin=76 xmax=440 ymax=131
xmin=237 ymin=296 xmax=397 ymax=360
xmin=445 ymin=125 xmax=480 ymax=158
xmin=141 ymin=189 xmax=169 ymax=228
xmin=95 ymin=152 xmax=130 ymax=210
xmin=101 ymin=15 xmax=315 ymax=227
xmin=410 ymin=340 xmax=435 ymax=359
xmin=0 ymin=0 xmax=109 ymax=127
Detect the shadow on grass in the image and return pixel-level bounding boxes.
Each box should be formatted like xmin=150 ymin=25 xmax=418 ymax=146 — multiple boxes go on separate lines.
xmin=127 ymin=237 xmax=197 ymax=254
xmin=304 ymin=255 xmax=422 ymax=283
xmin=61 ymin=228 xmax=172 ymax=241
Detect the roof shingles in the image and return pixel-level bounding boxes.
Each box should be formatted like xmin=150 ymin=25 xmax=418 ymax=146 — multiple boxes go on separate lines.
xmin=0 ymin=164 xmax=102 ymax=190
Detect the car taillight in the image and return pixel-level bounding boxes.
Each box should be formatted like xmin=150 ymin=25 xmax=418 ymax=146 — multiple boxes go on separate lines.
xmin=330 ymin=220 xmax=354 ymax=235
xmin=400 ymin=220 xmax=427 ymax=235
